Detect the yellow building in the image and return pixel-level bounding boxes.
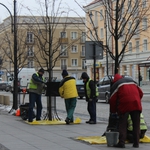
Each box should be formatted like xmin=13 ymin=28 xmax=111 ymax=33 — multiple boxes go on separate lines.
xmin=0 ymin=16 xmax=86 ymax=80
xmin=84 ymin=0 xmax=150 ymax=83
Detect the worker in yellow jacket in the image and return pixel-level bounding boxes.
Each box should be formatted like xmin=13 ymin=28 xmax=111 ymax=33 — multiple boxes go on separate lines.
xmin=127 ymin=113 xmax=147 ymax=142
xmin=59 ymin=70 xmax=78 ymax=124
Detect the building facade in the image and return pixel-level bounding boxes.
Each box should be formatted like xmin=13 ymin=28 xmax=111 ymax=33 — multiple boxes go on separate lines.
xmin=84 ymin=0 xmax=150 ymax=84
xmin=0 ymin=16 xmax=86 ymax=80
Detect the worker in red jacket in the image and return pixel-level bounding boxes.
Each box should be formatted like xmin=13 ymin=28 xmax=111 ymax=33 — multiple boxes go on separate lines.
xmin=109 ymin=74 xmax=143 ymax=148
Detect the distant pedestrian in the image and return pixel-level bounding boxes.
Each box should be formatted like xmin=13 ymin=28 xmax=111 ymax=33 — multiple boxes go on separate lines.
xmin=59 ymin=70 xmax=78 ymax=124
xmin=80 ymin=72 xmax=99 ymax=124
xmin=28 ymin=68 xmax=46 ymax=122
xmin=109 ymin=74 xmax=143 ymax=148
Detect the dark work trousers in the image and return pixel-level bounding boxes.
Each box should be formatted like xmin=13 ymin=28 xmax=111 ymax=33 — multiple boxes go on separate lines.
xmin=87 ymin=97 xmax=97 ymax=123
xmin=28 ymin=92 xmax=43 ymax=122
xmin=64 ymin=97 xmax=77 ymax=122
xmin=118 ymin=110 xmax=140 ymax=146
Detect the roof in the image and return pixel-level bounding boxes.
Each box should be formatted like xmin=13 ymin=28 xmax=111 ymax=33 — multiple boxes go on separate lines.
xmin=83 ymin=0 xmax=101 ymax=8
xmin=138 ymin=61 xmax=150 ymax=67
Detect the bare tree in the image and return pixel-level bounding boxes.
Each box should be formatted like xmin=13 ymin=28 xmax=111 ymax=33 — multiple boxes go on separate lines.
xmin=0 ymin=24 xmax=29 ymax=69
xmin=23 ymin=0 xmax=85 ymax=120
xmin=77 ymin=0 xmax=150 ymax=74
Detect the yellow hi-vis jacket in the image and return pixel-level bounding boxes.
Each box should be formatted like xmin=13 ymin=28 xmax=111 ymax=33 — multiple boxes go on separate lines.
xmin=127 ymin=113 xmax=147 ymax=131
xmin=86 ymin=78 xmax=99 ymax=98
xmin=29 ymin=73 xmax=44 ymax=89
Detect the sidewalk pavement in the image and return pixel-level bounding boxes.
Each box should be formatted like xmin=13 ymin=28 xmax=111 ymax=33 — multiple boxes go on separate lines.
xmin=0 ymin=107 xmax=150 ymax=150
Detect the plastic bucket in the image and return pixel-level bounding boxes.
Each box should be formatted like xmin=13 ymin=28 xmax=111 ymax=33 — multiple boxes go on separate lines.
xmin=105 ymin=131 xmax=119 ymax=147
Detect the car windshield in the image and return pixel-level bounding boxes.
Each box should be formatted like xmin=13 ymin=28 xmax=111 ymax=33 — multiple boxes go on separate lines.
xmin=76 ymin=80 xmax=84 ymax=85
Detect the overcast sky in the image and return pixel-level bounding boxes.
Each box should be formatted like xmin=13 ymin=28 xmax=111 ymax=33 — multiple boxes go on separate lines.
xmin=0 ymin=0 xmax=92 ymax=22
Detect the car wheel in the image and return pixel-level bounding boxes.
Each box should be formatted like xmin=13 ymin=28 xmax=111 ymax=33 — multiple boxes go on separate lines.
xmin=105 ymin=94 xmax=109 ymax=103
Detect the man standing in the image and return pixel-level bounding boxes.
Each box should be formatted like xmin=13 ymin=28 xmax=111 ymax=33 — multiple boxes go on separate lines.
xmin=81 ymin=72 xmax=99 ymax=124
xmin=109 ymin=74 xmax=143 ymax=148
xmin=59 ymin=70 xmax=78 ymax=124
xmin=28 ymin=68 xmax=45 ymax=122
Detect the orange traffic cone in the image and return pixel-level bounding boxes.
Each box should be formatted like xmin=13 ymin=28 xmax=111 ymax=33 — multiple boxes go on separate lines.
xmin=16 ymin=109 xmax=20 ymax=116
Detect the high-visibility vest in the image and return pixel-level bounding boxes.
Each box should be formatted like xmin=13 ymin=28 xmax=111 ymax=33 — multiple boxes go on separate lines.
xmin=86 ymin=78 xmax=99 ymax=98
xmin=29 ymin=73 xmax=44 ymax=89
xmin=128 ymin=113 xmax=147 ymax=131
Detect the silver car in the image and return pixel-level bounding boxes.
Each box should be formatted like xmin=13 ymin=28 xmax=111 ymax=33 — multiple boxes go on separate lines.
xmin=97 ymin=75 xmax=114 ymax=103
xmin=97 ymin=75 xmax=133 ymax=103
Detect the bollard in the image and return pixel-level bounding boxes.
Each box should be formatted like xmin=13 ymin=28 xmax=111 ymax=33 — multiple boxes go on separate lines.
xmin=4 ymin=96 xmax=10 ymax=105
xmin=0 ymin=95 xmax=4 ymax=104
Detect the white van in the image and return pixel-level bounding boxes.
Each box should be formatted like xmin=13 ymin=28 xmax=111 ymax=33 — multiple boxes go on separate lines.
xmin=10 ymin=68 xmax=36 ymax=92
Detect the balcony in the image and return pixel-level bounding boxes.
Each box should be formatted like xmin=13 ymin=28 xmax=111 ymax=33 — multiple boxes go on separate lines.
xmin=59 ymin=38 xmax=68 ymax=44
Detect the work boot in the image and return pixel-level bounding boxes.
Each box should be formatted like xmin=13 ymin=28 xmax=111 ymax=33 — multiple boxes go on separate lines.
xmin=114 ymin=143 xmax=125 ymax=148
xmin=65 ymin=117 xmax=71 ymax=124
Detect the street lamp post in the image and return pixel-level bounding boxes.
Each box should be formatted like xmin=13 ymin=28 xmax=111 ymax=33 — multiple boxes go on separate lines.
xmin=13 ymin=0 xmax=18 ymax=110
xmin=0 ymin=3 xmax=13 ymax=33
xmin=0 ymin=1 xmax=18 ymax=110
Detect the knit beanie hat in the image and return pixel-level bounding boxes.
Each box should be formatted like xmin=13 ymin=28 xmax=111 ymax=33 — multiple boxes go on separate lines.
xmin=61 ymin=70 xmax=68 ymax=76
xmin=81 ymin=72 xmax=89 ymax=79
xmin=38 ymin=68 xmax=44 ymax=73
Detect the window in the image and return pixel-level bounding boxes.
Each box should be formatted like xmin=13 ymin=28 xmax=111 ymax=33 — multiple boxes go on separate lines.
xmin=61 ymin=59 xmax=66 ymax=65
xmin=94 ymin=11 xmax=98 ymax=27
xmin=60 ymin=45 xmax=67 ymax=56
xmin=71 ymin=45 xmax=77 ymax=53
xmin=61 ymin=59 xmax=67 ymax=70
xmin=135 ymin=41 xmax=140 ymax=52
xmin=90 ymin=31 xmax=93 ymax=40
xmin=122 ymin=43 xmax=125 ymax=50
xmin=135 ymin=19 xmax=140 ymax=35
xmin=81 ymin=46 xmax=85 ymax=56
xmin=71 ymin=32 xmax=77 ymax=39
xmin=60 ymin=32 xmax=66 ymax=38
xmin=128 ymin=22 xmax=132 ymax=33
xmin=128 ymin=0 xmax=132 ymax=12
xmin=81 ymin=32 xmax=86 ymax=43
xmin=142 ymin=0 xmax=147 ymax=8
xmin=128 ymin=42 xmax=132 ymax=53
xmin=100 ymin=28 xmax=104 ymax=39
xmin=143 ymin=39 xmax=148 ymax=51
xmin=100 ymin=9 xmax=103 ymax=20
xmin=134 ymin=0 xmax=139 ymax=17
xmin=27 ymin=32 xmax=34 ymax=43
xmin=71 ymin=59 xmax=78 ymax=66
xmin=121 ymin=4 xmax=124 ymax=16
xmin=89 ymin=11 xmax=93 ymax=24
xmin=143 ymin=18 xmax=147 ymax=30
xmin=27 ymin=60 xmax=34 ymax=68
xmin=82 ymin=59 xmax=86 ymax=69
xmin=27 ymin=46 xmax=34 ymax=56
